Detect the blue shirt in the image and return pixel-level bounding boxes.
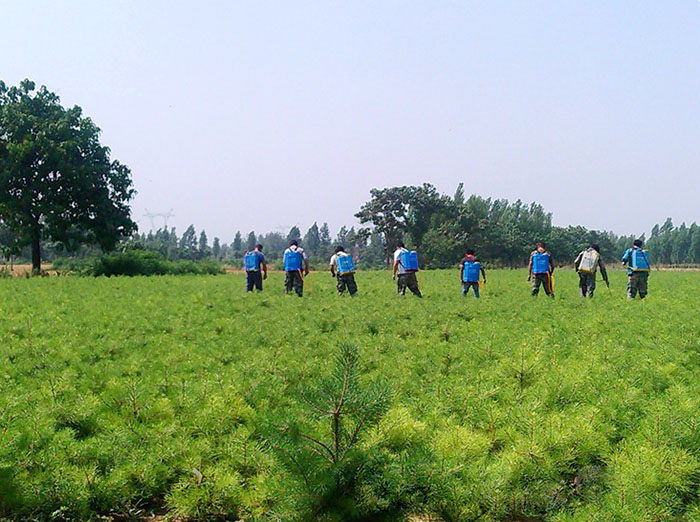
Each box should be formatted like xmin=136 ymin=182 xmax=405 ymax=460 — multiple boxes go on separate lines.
xmin=621 ymin=247 xmax=647 ymax=275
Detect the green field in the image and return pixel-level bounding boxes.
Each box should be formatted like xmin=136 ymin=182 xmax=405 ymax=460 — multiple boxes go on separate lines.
xmin=2 ymin=269 xmax=700 ymax=521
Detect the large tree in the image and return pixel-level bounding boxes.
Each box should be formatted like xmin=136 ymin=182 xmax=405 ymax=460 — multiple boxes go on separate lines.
xmin=0 ymin=79 xmax=136 ymax=272
xmin=355 ymin=184 xmax=446 ymax=263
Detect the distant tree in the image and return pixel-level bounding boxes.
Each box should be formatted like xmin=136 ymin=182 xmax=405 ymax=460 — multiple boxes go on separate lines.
xmin=319 ymin=222 xmax=331 ymax=246
xmin=246 ymin=231 xmax=257 ymax=252
xmin=232 ymin=231 xmax=243 ymax=258
xmin=453 ymin=182 xmax=465 ymax=205
xmin=304 ymin=222 xmax=321 ymax=256
xmin=219 ymin=242 xmax=231 ymax=260
xmin=690 ymin=224 xmax=700 ymax=264
xmin=358 ymin=229 xmax=386 ymax=267
xmin=0 ymin=79 xmax=136 ymax=273
xmin=318 ymin=221 xmax=332 ymax=259
xmin=259 ymin=231 xmax=286 ymax=259
xmin=671 ymin=223 xmax=690 ymax=265
xmin=405 ymin=184 xmax=448 ymax=249
xmin=180 ymin=225 xmax=197 ymax=260
xmin=212 ymin=237 xmax=221 ymax=259
xmin=660 ymin=217 xmax=674 ymax=235
xmin=167 ymin=227 xmax=178 ymax=259
xmin=198 ymin=230 xmax=210 ymax=259
xmin=286 ymin=226 xmax=301 ymax=245
xmin=335 ymin=226 xmax=349 ymax=246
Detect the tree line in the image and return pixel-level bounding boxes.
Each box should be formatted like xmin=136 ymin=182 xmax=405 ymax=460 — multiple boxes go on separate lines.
xmin=353 ymin=183 xmax=642 ymax=268
xmin=2 ymin=176 xmax=697 ymax=270
xmin=2 ymin=80 xmax=697 ymax=272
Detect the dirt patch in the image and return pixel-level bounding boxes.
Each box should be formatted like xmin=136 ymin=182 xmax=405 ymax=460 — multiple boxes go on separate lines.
xmin=1 ymin=264 xmax=56 ymax=276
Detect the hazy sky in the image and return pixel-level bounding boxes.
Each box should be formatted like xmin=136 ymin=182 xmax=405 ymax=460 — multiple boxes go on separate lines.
xmin=3 ymin=1 xmax=699 ymax=243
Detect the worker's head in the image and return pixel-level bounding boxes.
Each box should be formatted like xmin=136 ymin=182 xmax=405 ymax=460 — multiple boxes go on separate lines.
xmin=633 ymin=239 xmax=643 ymax=248
xmin=590 ymin=244 xmax=600 ymax=253
xmin=255 ymin=244 xmax=263 ymax=251
xmin=334 ymin=245 xmax=345 ymax=253
xmin=466 ymin=248 xmax=475 ymax=256
xmin=396 ymin=241 xmax=405 ymax=249
xmin=536 ymin=242 xmax=546 ymax=252
xmin=289 ymin=240 xmax=298 ymax=247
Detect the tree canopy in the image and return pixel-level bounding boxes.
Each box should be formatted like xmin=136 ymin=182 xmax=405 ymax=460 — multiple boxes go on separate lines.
xmin=0 ymin=79 xmax=135 ymax=272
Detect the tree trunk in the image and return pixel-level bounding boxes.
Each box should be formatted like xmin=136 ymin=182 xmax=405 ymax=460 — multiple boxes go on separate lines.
xmin=32 ymin=238 xmax=41 ymax=275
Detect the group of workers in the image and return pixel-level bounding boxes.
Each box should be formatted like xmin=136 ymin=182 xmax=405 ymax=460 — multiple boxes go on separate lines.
xmin=242 ymin=238 xmax=652 ymax=300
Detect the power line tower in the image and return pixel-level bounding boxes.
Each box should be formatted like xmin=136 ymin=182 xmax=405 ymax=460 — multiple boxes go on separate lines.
xmin=143 ymin=209 xmax=175 ymax=232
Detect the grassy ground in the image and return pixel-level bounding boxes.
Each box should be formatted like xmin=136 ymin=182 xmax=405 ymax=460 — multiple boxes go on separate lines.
xmin=1 ymin=269 xmax=700 ymax=521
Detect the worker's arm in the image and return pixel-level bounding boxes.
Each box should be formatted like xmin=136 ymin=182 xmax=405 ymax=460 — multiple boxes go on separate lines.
xmin=621 ymin=249 xmax=630 ymax=267
xmin=573 ymin=252 xmax=582 ymax=270
xmin=527 ymin=253 xmax=533 ymax=280
xmin=459 ymin=263 xmax=464 ymax=281
xmin=481 ymin=267 xmax=486 ymax=282
xmin=599 ymin=257 xmax=609 ymax=285
xmin=549 ymin=254 xmax=555 ymax=274
xmin=262 ymin=261 xmax=268 ymax=279
xmin=392 ymin=260 xmax=399 ymax=279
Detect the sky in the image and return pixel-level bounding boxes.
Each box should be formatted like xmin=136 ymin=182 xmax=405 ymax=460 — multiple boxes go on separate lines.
xmin=2 ymin=1 xmax=699 ymax=243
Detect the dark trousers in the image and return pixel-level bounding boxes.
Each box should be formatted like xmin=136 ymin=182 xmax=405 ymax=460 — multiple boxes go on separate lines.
xmin=627 ymin=272 xmax=649 ymax=299
xmin=398 ymin=272 xmax=422 ymax=297
xmin=337 ymin=273 xmax=358 ymax=296
xmin=462 ymin=281 xmax=480 ymax=298
xmin=531 ymin=273 xmax=554 ymax=296
xmin=285 ymin=270 xmax=304 ymax=297
xmin=246 ymin=271 xmax=263 ymax=292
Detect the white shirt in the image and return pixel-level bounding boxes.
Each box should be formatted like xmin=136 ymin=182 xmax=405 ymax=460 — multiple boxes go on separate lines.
xmin=394 ymin=248 xmax=408 ymax=275
xmin=329 ymin=251 xmax=350 ymax=268
xmin=284 ymin=245 xmax=308 ymax=261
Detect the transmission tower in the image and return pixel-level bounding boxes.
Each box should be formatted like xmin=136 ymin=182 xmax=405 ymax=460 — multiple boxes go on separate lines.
xmin=143 ymin=209 xmax=175 ymax=232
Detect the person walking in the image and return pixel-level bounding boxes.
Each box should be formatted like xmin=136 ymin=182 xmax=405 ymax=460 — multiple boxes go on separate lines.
xmin=527 ymin=242 xmax=555 ymax=297
xmin=283 ymin=240 xmax=309 ymax=297
xmin=392 ymin=242 xmax=422 ymax=297
xmin=459 ymin=249 xmax=486 ymax=298
xmin=621 ymin=239 xmax=650 ymax=299
xmin=574 ymin=244 xmax=609 ymax=297
xmin=243 ymin=243 xmax=267 ymax=292
xmin=329 ymin=245 xmax=358 ymax=296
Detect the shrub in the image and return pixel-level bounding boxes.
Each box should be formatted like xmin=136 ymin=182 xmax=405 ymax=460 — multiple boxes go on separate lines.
xmin=88 ymin=250 xmax=224 ymax=276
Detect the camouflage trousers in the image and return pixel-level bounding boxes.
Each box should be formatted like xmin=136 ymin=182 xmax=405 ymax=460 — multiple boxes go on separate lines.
xmin=627 ymin=272 xmax=649 ymax=299
xmin=531 ymin=273 xmax=554 ymax=297
xmin=284 ymin=270 xmax=304 ymax=297
xmin=578 ymin=272 xmax=596 ymax=297
xmin=337 ymin=273 xmax=358 ymax=296
xmin=397 ymin=272 xmax=422 ymax=297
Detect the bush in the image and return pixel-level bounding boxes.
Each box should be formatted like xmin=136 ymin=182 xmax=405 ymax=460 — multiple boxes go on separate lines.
xmin=93 ymin=250 xmax=171 ymax=276
xmin=52 ymin=256 xmax=102 ymax=275
xmin=91 ymin=250 xmax=224 ymax=277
